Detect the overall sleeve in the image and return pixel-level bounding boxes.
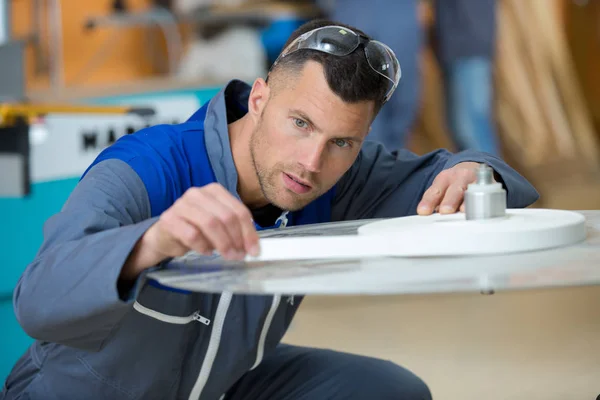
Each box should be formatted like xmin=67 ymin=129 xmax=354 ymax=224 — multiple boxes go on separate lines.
xmin=13 ymin=159 xmax=158 ymax=351
xmin=332 ymin=142 xmax=539 ymax=221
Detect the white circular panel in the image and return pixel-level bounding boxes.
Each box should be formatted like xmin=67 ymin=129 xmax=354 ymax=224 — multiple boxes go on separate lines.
xmin=357 ymin=208 xmax=586 ymax=255
xmin=242 ymin=209 xmax=587 ymax=262
xmin=147 ymin=210 xmax=599 ymax=295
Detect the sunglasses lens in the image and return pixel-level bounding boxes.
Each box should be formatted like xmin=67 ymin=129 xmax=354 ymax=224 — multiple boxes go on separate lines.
xmin=365 ymin=41 xmax=401 ymax=100
xmin=284 ymin=26 xmax=360 ymax=57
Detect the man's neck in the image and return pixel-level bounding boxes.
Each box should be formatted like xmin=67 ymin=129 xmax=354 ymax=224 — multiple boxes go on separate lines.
xmin=228 ymin=115 xmax=268 ymax=209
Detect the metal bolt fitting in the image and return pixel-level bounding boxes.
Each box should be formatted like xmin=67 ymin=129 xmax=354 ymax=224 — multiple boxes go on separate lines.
xmin=464 ymin=164 xmax=506 ymax=220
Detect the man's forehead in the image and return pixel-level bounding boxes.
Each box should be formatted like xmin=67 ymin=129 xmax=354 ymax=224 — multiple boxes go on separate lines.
xmin=272 ymin=62 xmax=374 ymax=135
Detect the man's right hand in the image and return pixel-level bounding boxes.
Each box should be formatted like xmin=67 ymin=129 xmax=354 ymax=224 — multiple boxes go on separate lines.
xmin=122 ymin=183 xmax=260 ymax=280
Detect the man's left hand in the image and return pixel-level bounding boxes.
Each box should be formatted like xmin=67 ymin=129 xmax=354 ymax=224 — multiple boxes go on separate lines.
xmin=417 ymin=162 xmax=489 ymax=215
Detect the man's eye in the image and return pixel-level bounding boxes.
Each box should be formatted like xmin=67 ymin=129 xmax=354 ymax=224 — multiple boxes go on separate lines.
xmin=294 ymin=118 xmax=308 ymax=129
xmin=333 ymin=139 xmax=349 ymax=148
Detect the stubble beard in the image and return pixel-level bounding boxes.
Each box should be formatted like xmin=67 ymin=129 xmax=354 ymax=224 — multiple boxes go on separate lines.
xmin=249 ymin=124 xmax=277 ymax=208
xmin=249 ymin=123 xmax=316 ymax=212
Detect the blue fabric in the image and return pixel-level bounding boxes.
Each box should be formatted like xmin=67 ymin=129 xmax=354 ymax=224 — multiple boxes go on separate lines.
xmin=81 ymin=104 xmax=212 ymax=217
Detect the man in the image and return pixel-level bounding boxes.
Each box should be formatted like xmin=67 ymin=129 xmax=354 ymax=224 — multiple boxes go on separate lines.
xmin=2 ymin=19 xmax=538 ymax=400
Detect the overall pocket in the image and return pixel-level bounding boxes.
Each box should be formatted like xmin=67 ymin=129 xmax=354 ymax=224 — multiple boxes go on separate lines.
xmin=133 ymin=300 xmax=210 ymax=326
xmin=76 ymin=283 xmax=213 ymax=399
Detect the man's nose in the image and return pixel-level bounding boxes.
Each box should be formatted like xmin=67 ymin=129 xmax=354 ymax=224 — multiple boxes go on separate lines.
xmin=298 ymin=139 xmax=326 ymax=173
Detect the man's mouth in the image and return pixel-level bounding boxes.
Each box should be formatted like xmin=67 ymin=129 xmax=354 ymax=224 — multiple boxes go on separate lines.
xmin=282 ymin=172 xmax=312 ymax=194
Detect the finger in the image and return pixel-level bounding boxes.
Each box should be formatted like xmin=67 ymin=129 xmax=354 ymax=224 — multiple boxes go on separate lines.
xmin=439 ymin=184 xmax=467 ymax=214
xmin=209 ymin=185 xmax=260 ymax=256
xmin=194 ymin=189 xmax=247 ymax=255
xmin=176 ymin=199 xmax=238 ymax=260
xmin=417 ymin=180 xmax=449 ymax=215
xmin=459 ymin=202 xmax=465 ymax=213
xmin=417 ymin=187 xmax=443 ymax=215
xmin=457 ymin=166 xmax=478 ymax=186
xmin=163 ymin=212 xmax=211 ymax=256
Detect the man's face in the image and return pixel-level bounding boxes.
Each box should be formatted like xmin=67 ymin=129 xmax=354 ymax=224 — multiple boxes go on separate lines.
xmin=248 ymin=61 xmax=375 ymax=211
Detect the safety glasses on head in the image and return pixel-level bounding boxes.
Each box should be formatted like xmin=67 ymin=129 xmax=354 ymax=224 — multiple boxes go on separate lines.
xmin=272 ymin=25 xmax=401 ymax=103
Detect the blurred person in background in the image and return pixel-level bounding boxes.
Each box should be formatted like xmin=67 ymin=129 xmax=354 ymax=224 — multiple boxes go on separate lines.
xmin=320 ymin=0 xmax=501 ymax=156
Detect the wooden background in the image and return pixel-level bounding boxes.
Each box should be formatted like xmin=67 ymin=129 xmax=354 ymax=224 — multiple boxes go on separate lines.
xmin=11 ymin=0 xmax=158 ymax=90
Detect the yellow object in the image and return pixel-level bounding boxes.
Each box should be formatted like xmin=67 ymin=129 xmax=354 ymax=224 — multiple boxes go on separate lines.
xmin=0 ymin=103 xmax=154 ymax=127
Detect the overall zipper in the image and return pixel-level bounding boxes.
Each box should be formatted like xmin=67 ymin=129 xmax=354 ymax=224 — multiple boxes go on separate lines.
xmin=251 ymin=295 xmax=281 ymax=370
xmin=133 ymin=301 xmax=210 ymax=325
xmin=188 ymin=291 xmax=233 ymax=400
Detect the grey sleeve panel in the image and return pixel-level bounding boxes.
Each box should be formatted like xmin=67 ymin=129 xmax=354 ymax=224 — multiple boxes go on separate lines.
xmin=13 ymin=159 xmax=159 ymax=351
xmin=332 ymin=142 xmax=539 ymax=220
xmin=332 ymin=143 xmax=451 ymax=221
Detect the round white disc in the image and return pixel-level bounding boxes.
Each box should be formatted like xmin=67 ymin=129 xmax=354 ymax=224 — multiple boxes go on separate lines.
xmin=147 ymin=211 xmax=599 ymax=295
xmin=242 ymin=209 xmax=587 ymax=262
xmin=357 ymin=208 xmax=586 ymax=255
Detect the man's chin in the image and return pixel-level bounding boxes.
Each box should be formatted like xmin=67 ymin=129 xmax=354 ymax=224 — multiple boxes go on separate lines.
xmin=270 ymin=192 xmax=315 ymax=212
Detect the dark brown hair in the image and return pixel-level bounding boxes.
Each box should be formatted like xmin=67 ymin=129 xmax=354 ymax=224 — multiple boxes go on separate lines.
xmin=268 ymin=19 xmax=389 ymax=114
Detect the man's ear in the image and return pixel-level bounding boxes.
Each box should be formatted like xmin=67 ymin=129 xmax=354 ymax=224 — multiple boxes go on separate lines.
xmin=248 ymin=77 xmax=270 ymax=122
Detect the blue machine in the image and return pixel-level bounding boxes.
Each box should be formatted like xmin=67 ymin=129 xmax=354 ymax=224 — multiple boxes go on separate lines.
xmin=0 ymin=86 xmax=220 ymax=382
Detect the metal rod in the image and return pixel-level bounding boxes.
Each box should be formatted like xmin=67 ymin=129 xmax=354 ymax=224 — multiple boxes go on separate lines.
xmin=48 ymin=0 xmax=64 ymax=92
xmin=476 ymin=164 xmax=494 ymax=185
xmin=33 ymin=0 xmax=47 ymax=75
xmin=0 ymin=0 xmax=10 ymax=45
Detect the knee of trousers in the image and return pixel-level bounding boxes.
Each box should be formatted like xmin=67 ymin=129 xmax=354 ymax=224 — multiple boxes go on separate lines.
xmin=349 ymin=358 xmax=432 ymax=400
xmin=309 ymin=350 xmax=432 ymax=400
